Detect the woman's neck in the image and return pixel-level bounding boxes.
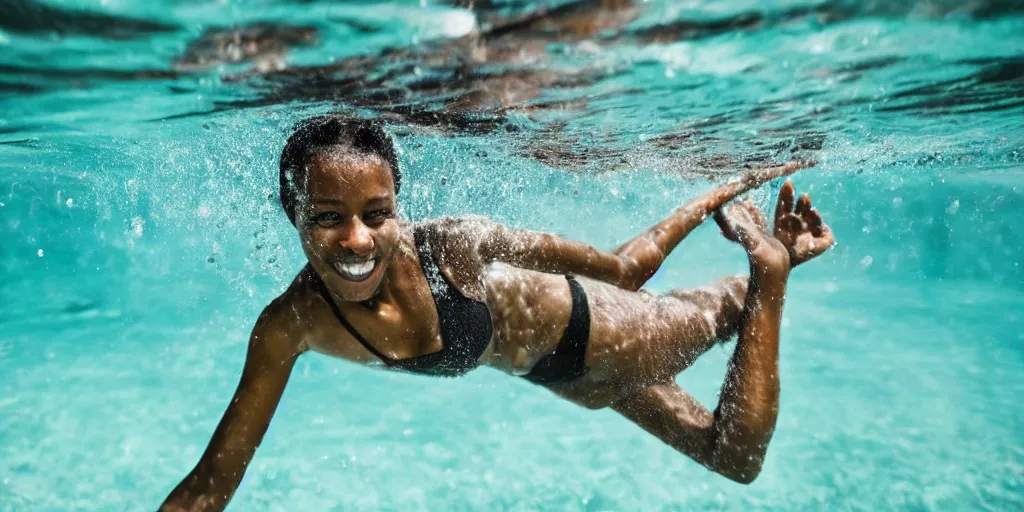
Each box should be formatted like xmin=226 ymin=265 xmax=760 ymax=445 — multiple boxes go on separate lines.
xmin=361 ymin=235 xmax=419 ymax=310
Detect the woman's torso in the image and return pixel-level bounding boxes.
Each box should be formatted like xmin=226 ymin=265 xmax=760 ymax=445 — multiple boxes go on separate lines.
xmin=280 ymin=218 xmax=569 ymax=374
xmin=274 ymin=217 xmax=667 ymax=406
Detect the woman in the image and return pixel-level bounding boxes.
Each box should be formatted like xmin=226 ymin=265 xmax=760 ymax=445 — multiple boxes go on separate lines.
xmin=161 ymin=116 xmax=833 ymax=511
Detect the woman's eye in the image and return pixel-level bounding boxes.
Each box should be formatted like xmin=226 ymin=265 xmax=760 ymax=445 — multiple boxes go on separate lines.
xmin=313 ymin=212 xmax=342 ymax=227
xmin=364 ymin=209 xmax=392 ymax=225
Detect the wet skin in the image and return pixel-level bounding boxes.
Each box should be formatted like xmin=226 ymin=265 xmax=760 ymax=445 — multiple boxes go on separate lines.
xmin=160 ymin=155 xmax=833 ymax=511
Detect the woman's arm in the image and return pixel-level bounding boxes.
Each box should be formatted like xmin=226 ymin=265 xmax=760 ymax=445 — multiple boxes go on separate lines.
xmin=475 ymin=161 xmax=814 ymax=290
xmin=160 ymin=302 xmax=303 ymax=512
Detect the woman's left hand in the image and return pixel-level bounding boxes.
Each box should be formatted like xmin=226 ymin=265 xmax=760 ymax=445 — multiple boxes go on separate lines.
xmin=772 ymin=180 xmax=835 ymax=267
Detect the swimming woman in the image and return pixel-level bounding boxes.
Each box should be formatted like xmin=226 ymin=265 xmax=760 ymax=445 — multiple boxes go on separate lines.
xmin=160 ymin=116 xmax=833 ymax=511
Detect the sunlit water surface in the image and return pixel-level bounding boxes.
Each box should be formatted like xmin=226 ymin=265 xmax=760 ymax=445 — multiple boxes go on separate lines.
xmin=1 ymin=0 xmax=1023 ymax=510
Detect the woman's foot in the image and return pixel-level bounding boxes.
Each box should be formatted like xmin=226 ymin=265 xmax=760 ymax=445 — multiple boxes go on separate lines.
xmin=713 ymin=179 xmax=835 ymax=273
xmin=714 ymin=200 xmax=791 ymax=277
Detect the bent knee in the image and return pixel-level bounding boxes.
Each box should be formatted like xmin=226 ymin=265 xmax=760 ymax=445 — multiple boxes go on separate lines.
xmin=668 ymin=275 xmax=747 ymax=316
xmin=667 ymin=275 xmax=748 ymax=342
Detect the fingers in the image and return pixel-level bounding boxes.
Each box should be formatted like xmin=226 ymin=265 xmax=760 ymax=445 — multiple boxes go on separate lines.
xmin=804 ymin=207 xmax=824 ymax=237
xmin=793 ymin=190 xmax=824 ymax=237
xmin=774 ymin=179 xmax=795 ymax=228
xmin=775 ymin=214 xmax=802 ymax=237
xmin=817 ymin=223 xmax=835 ymax=248
xmin=791 ymin=222 xmax=836 ymax=266
xmin=794 ymin=193 xmax=812 ymax=219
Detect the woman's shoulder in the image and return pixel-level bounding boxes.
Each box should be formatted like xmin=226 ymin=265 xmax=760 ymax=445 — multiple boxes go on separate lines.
xmin=252 ymin=266 xmax=319 ymax=355
xmin=413 ymin=214 xmax=501 ymax=243
xmin=409 ymin=215 xmax=501 ymax=301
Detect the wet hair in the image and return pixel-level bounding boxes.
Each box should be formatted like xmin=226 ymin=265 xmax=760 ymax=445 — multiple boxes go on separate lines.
xmin=279 ymin=115 xmax=401 ymax=225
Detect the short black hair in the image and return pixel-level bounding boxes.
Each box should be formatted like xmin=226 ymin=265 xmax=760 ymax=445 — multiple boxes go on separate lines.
xmin=279 ymin=115 xmax=401 ymax=225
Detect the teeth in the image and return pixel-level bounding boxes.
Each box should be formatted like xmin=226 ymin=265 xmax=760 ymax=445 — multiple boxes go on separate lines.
xmin=334 ymin=259 xmax=375 ymax=278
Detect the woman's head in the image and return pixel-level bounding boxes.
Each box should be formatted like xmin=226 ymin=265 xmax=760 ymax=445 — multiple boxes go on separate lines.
xmin=279 ymin=115 xmax=402 ymax=301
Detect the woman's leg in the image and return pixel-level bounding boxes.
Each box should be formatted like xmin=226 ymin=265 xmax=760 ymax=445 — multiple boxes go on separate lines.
xmin=610 ymin=182 xmax=833 ymax=483
xmin=612 ymin=201 xmax=789 ymax=483
xmin=664 ymin=275 xmax=748 ymax=353
xmin=540 ymin=273 xmax=752 ymax=410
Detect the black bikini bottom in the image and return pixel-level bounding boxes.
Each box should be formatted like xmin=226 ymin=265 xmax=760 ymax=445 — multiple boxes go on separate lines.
xmin=521 ymin=275 xmax=591 ymax=385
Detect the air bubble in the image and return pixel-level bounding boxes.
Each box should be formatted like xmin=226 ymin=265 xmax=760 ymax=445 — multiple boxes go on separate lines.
xmin=946 ymin=199 xmax=960 ymax=215
xmin=130 ymin=217 xmax=145 ymax=237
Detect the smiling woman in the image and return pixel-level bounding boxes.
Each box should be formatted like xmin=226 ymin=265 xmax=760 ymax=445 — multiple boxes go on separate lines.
xmin=159 ymin=114 xmax=832 ymax=511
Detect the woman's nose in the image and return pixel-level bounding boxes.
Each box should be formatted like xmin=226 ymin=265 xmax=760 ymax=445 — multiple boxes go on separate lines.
xmin=339 ymin=220 xmax=375 ymax=256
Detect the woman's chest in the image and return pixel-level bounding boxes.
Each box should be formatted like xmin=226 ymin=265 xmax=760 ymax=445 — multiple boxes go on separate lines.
xmin=305 ymin=290 xmax=444 ymax=365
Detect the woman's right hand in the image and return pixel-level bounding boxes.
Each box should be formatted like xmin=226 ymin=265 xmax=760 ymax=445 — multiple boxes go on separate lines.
xmin=159 ymin=299 xmax=304 ymax=512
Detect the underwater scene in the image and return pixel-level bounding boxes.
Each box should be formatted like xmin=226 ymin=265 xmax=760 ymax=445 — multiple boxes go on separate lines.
xmin=1 ymin=0 xmax=1022 ymax=510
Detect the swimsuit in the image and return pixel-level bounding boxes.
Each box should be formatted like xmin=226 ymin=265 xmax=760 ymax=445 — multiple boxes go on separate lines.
xmin=311 ymin=225 xmax=591 ymax=383
xmin=520 ymin=274 xmax=591 ymax=384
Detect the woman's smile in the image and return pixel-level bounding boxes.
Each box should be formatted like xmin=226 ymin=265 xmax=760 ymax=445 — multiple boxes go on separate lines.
xmin=332 ymin=257 xmax=379 ymax=282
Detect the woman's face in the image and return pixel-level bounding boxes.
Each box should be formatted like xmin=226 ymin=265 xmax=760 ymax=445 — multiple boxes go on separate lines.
xmin=297 ymin=150 xmax=399 ymax=302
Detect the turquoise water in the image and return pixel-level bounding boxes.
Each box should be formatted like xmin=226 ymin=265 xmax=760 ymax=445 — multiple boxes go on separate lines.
xmin=2 ymin=0 xmax=1023 ymax=510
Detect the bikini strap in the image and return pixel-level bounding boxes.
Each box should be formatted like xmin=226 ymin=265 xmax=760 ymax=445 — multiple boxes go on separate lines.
xmin=308 ymin=266 xmax=395 ymax=366
xmin=561 ymin=275 xmax=591 ymax=362
xmin=412 ymin=226 xmax=443 ymax=292
xmin=521 ymin=274 xmax=591 ymax=385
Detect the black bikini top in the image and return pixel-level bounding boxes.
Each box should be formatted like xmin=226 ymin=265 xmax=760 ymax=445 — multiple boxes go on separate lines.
xmin=312 ymin=225 xmax=493 ymax=377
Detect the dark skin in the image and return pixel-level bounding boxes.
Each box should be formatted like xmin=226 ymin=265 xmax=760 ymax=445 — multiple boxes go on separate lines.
xmin=160 ymin=152 xmax=833 ymax=511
